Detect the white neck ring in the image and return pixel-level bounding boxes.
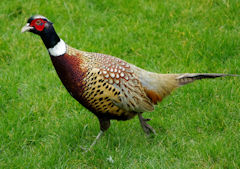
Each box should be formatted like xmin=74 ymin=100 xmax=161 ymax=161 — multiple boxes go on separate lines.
xmin=48 ymin=39 xmax=66 ymax=56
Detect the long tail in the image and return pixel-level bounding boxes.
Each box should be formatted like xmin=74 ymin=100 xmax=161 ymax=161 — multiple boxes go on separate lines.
xmin=136 ymin=69 xmax=239 ymax=104
xmin=176 ymin=73 xmax=239 ymax=85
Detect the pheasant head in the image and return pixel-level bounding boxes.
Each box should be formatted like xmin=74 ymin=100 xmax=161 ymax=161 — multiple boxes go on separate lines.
xmin=21 ymin=15 xmax=66 ymax=56
xmin=21 ymin=15 xmax=53 ymax=35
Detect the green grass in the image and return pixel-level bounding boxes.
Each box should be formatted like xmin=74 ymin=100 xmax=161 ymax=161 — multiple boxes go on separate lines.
xmin=1 ymin=0 xmax=240 ymax=168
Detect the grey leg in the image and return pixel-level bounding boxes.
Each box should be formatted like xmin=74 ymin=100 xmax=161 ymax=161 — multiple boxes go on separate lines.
xmin=81 ymin=119 xmax=110 ymax=152
xmin=138 ymin=113 xmax=156 ymax=135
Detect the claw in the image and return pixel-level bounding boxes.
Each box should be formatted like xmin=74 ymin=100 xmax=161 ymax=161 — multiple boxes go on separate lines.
xmin=143 ymin=118 xmax=151 ymax=122
xmin=80 ymin=146 xmax=89 ymax=152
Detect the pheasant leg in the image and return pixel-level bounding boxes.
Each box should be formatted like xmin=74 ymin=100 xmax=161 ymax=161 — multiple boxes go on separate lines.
xmin=81 ymin=119 xmax=110 ymax=152
xmin=81 ymin=130 xmax=104 ymax=152
xmin=138 ymin=113 xmax=156 ymax=135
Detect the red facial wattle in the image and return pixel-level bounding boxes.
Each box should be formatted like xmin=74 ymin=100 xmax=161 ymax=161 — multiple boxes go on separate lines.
xmin=30 ymin=19 xmax=47 ymax=31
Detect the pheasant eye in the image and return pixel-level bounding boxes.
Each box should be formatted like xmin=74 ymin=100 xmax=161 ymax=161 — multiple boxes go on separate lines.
xmin=35 ymin=20 xmax=42 ymax=25
xmin=31 ymin=19 xmax=46 ymax=31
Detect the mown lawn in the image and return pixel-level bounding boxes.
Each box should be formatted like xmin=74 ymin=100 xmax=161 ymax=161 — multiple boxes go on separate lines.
xmin=0 ymin=0 xmax=240 ymax=168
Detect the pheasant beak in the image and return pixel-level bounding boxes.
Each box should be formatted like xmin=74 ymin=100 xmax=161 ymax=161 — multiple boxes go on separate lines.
xmin=21 ymin=23 xmax=33 ymax=33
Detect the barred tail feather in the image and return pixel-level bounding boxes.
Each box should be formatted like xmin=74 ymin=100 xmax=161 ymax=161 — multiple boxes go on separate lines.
xmin=176 ymin=73 xmax=239 ymax=86
xmin=132 ymin=64 xmax=239 ymax=104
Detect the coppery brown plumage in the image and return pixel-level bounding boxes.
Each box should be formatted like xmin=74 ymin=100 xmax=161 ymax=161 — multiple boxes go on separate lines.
xmin=22 ymin=15 xmax=239 ymax=151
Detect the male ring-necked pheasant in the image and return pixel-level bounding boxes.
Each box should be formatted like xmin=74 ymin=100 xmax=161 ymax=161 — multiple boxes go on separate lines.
xmin=22 ymin=15 xmax=238 ymax=150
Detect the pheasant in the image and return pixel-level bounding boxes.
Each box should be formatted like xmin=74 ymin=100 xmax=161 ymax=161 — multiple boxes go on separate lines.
xmin=22 ymin=15 xmax=238 ymax=150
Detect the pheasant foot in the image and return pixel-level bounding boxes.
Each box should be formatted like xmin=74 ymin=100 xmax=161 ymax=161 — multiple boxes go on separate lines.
xmin=80 ymin=130 xmax=104 ymax=152
xmin=138 ymin=113 xmax=156 ymax=135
